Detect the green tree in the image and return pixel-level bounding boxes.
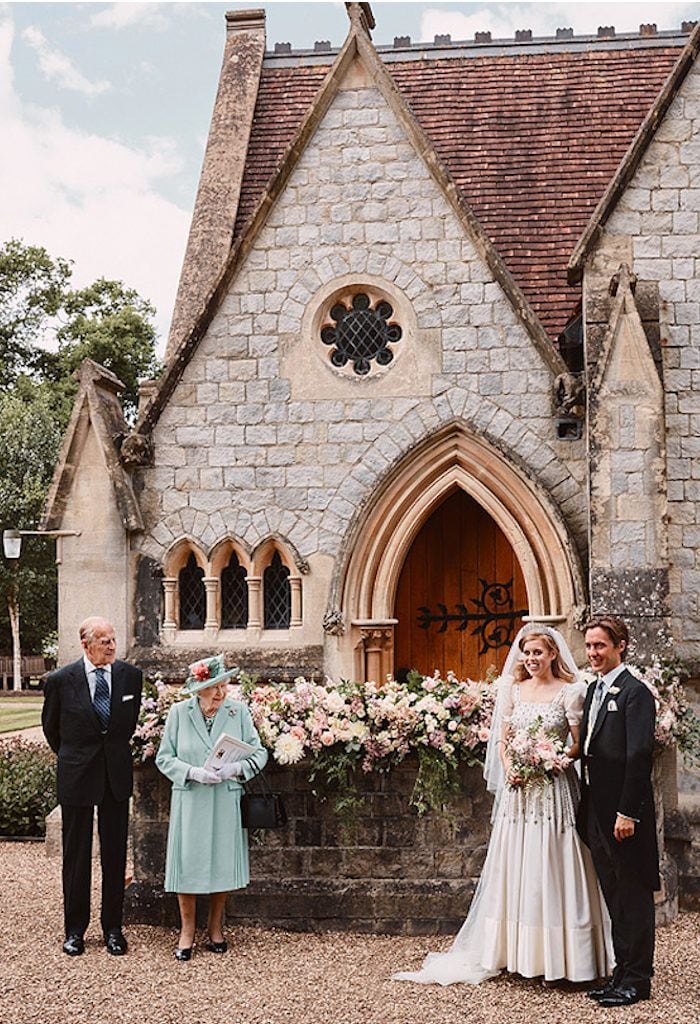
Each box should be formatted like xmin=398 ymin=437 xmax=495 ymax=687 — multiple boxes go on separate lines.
xmin=0 ymin=239 xmax=160 ymax=423
xmin=0 ymin=381 xmax=63 ymax=666
xmin=0 ymin=239 xmax=161 ymax=661
xmin=0 ymin=239 xmax=71 ymax=390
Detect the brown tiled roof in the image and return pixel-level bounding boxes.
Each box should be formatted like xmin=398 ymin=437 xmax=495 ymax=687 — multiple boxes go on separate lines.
xmin=233 ymin=44 xmax=684 ymax=341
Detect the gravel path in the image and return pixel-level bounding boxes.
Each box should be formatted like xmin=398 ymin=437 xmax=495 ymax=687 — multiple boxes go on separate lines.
xmin=1 ymin=725 xmax=46 ymax=743
xmin=1 ymin=843 xmax=698 ymax=1024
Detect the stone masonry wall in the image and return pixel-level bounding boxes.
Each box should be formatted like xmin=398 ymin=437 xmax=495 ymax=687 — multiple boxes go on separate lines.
xmin=592 ymin=59 xmax=700 ymax=666
xmin=126 ymin=757 xmax=494 ymax=934
xmin=134 ymin=79 xmax=588 ymax=669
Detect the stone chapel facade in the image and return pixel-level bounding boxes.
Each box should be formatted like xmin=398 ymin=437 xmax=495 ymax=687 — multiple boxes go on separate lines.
xmin=45 ymin=6 xmax=700 ymax=701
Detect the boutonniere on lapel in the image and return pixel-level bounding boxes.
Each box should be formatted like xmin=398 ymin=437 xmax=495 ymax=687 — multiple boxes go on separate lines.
xmin=607 ymin=699 xmax=618 ymax=712
xmin=608 ymin=685 xmax=621 ymax=695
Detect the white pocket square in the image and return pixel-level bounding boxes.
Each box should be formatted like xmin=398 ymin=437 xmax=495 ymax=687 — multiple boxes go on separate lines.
xmin=122 ymin=694 xmax=135 ymax=702
xmin=607 ymin=699 xmax=618 ymax=712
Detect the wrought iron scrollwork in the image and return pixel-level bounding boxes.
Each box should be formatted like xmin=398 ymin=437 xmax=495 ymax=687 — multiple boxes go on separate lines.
xmin=417 ymin=578 xmax=528 ymax=654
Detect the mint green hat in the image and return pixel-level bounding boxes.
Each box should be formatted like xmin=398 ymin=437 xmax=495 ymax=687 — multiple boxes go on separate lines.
xmin=181 ymin=654 xmax=238 ymax=696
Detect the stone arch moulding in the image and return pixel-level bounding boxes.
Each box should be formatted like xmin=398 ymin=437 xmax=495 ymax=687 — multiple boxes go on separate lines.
xmin=163 ymin=536 xmax=208 ymax=575
xmin=209 ymin=536 xmax=252 ymax=577
xmin=334 ymin=424 xmax=587 ymax=681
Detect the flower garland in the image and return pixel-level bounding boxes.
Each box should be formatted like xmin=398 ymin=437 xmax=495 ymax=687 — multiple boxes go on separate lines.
xmin=132 ymin=658 xmax=700 ymax=816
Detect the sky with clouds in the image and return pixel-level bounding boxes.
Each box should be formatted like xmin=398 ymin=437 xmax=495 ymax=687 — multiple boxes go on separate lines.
xmin=2 ymin=1 xmax=698 ymax=351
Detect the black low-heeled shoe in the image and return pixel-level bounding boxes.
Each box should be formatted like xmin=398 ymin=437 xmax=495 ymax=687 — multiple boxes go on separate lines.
xmin=205 ymin=939 xmax=228 ymax=953
xmin=174 ymin=946 xmax=193 ymax=962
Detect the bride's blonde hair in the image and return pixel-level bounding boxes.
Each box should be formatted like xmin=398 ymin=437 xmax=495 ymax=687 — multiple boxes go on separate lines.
xmin=514 ymin=630 xmax=574 ymax=683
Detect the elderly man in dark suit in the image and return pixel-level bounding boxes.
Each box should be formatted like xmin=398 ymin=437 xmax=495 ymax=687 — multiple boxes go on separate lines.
xmin=42 ymin=617 xmax=142 ymax=956
xmin=577 ymin=614 xmax=659 ymax=1007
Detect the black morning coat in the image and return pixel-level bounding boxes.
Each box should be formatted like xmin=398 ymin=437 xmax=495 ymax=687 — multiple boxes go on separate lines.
xmin=576 ymin=667 xmax=660 ymax=892
xmin=42 ymin=658 xmax=143 ymax=806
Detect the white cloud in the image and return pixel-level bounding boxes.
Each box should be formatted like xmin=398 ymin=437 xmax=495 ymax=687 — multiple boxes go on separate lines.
xmin=88 ymin=3 xmax=169 ymax=32
xmin=1 ymin=17 xmax=190 ymax=350
xmin=420 ymin=3 xmax=698 ymax=43
xmin=21 ymin=25 xmax=111 ymax=96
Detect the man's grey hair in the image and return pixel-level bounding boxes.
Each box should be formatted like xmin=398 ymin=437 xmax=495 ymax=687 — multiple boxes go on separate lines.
xmin=79 ymin=617 xmax=114 ymax=645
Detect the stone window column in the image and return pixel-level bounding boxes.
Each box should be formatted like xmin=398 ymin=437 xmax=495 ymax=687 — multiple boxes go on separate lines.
xmin=246 ymin=576 xmax=262 ymax=629
xmin=202 ymin=577 xmax=219 ymax=640
xmin=162 ymin=578 xmax=177 ymax=642
xmin=290 ymin=576 xmax=302 ymax=627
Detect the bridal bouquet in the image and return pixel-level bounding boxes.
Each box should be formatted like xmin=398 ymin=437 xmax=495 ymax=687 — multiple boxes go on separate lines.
xmin=505 ymin=716 xmax=572 ymax=791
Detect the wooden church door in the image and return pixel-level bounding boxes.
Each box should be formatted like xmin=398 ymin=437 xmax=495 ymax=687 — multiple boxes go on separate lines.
xmin=393 ymin=489 xmax=529 ymax=680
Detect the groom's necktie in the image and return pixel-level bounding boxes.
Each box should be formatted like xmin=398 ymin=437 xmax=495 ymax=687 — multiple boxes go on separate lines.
xmin=584 ymin=676 xmax=605 ymax=758
xmin=93 ymin=667 xmax=111 ymax=732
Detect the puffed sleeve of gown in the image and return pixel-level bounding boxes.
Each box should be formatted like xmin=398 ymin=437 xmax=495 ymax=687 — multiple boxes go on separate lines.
xmin=563 ymin=681 xmax=586 ymax=727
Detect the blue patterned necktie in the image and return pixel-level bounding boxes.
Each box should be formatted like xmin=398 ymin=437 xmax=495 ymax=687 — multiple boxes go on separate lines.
xmin=93 ymin=667 xmax=111 ymax=731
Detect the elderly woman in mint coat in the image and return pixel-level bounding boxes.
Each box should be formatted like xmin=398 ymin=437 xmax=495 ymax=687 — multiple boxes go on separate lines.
xmin=156 ymin=655 xmax=267 ymax=960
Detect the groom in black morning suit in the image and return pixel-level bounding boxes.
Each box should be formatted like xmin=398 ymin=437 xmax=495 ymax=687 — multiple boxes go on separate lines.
xmin=42 ymin=617 xmax=142 ymax=956
xmin=577 ymin=614 xmax=659 ymax=1008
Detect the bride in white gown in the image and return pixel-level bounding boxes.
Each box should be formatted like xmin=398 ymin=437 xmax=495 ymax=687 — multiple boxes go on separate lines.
xmin=393 ymin=624 xmax=612 ymax=986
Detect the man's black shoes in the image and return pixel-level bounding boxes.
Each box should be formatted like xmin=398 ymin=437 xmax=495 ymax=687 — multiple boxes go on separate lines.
xmin=62 ymin=934 xmax=85 ymax=956
xmin=597 ymin=985 xmax=650 ymax=1007
xmin=104 ymin=930 xmax=128 ymax=955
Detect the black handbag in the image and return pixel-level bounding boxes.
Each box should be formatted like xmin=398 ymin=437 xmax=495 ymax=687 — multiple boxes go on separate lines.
xmin=240 ymin=767 xmax=288 ymax=829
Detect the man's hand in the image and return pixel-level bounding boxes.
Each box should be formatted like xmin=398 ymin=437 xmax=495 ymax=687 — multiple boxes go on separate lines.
xmin=614 ymin=813 xmax=635 ymax=842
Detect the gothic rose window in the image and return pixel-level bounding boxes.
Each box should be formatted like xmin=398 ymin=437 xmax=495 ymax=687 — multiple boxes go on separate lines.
xmin=179 ymin=553 xmax=205 ymax=630
xmin=321 ymin=292 xmax=402 ymax=376
xmin=263 ymin=551 xmax=291 ymax=629
xmin=221 ymin=552 xmax=248 ymax=629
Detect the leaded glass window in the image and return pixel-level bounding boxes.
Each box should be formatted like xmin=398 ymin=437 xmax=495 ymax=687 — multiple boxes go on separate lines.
xmin=221 ymin=552 xmax=248 ymax=629
xmin=321 ymin=292 xmax=402 ymax=376
xmin=263 ymin=551 xmax=291 ymax=630
xmin=179 ymin=553 xmax=205 ymax=629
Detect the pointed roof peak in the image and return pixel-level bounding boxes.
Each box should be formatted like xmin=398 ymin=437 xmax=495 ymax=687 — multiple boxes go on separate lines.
xmin=73 ymin=358 xmax=125 ymax=394
xmin=345 ymin=3 xmax=375 ymax=36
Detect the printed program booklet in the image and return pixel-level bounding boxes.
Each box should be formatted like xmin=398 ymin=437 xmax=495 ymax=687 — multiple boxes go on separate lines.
xmin=204 ymin=733 xmax=257 ymax=772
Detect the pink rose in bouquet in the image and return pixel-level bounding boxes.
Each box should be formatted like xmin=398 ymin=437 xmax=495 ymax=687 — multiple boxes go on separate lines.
xmin=505 ymin=715 xmax=571 ymax=791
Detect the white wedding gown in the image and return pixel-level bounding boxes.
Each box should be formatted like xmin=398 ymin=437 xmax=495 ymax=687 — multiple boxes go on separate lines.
xmin=393 ymin=682 xmax=613 ymax=985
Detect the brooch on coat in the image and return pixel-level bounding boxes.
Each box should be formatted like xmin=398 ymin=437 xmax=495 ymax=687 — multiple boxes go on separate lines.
xmin=227 ymin=707 xmax=238 ymax=719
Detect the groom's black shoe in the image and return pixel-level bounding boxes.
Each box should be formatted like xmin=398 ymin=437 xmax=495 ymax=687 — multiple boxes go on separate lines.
xmin=598 ymin=984 xmax=650 ymax=1007
xmin=586 ymin=979 xmax=615 ymax=1001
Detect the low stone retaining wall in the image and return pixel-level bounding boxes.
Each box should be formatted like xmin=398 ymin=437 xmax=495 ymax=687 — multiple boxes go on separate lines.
xmin=124 ymin=751 xmax=688 ymax=933
xmin=125 ymin=757 xmax=493 ymax=934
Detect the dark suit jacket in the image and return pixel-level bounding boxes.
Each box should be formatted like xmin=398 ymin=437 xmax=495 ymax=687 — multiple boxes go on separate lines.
xmin=576 ymin=666 xmax=660 ymax=891
xmin=42 ymin=658 xmax=142 ymax=806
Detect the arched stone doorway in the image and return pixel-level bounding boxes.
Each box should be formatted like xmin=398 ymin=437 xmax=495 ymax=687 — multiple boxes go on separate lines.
xmin=330 ymin=423 xmax=586 ymax=683
xmin=394 ymin=488 xmax=529 ymax=679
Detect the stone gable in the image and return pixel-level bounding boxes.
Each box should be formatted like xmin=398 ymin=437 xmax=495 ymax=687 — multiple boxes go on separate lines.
xmin=137 ymin=77 xmax=587 ymax=596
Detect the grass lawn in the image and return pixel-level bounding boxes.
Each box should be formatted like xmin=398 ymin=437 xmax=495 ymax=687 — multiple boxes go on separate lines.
xmin=0 ymin=697 xmax=44 ymax=734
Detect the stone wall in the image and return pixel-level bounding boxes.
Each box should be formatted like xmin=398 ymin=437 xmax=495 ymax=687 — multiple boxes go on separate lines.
xmin=125 ymin=752 xmax=687 ymax=932
xmin=587 ymin=58 xmax=700 ymax=666
xmin=126 ymin=758 xmax=493 ymax=934
xmin=133 ymin=74 xmax=588 ymax=676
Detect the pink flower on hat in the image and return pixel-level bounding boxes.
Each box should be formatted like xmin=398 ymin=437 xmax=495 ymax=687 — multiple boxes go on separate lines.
xmin=191 ymin=662 xmax=211 ymax=682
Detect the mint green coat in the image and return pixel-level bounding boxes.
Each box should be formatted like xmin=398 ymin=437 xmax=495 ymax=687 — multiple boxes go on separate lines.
xmin=156 ymin=696 xmax=268 ymax=893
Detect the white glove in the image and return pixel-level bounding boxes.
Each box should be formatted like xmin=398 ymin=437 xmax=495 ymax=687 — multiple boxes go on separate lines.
xmin=214 ymin=761 xmax=244 ymax=781
xmin=187 ymin=766 xmax=222 ymax=785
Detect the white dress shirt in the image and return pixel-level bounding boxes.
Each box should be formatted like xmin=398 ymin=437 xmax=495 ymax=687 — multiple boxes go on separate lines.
xmin=83 ymin=655 xmax=113 ymax=701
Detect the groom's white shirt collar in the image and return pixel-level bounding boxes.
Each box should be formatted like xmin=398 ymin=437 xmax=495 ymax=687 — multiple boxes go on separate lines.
xmin=599 ymin=662 xmax=626 ymax=692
